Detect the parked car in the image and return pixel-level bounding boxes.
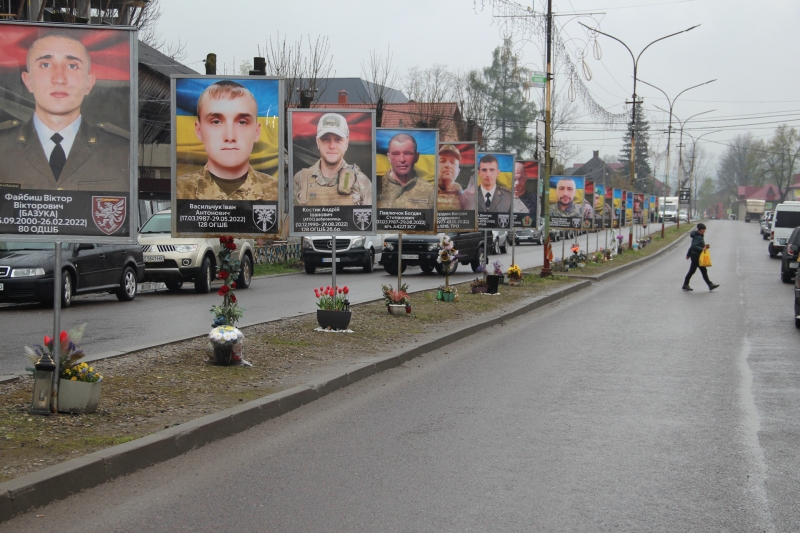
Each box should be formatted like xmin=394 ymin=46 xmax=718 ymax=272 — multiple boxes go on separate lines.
xmin=514 ymin=228 xmax=543 ymax=245
xmin=301 ymin=234 xmax=387 ymax=274
xmin=769 ymin=202 xmax=800 ymax=258
xmin=381 ymin=232 xmax=484 ymax=275
xmin=489 ymin=230 xmax=510 ymax=255
xmin=0 ymin=241 xmax=144 ymax=307
xmin=679 ymin=210 xmax=689 ymax=222
xmin=138 ymin=209 xmax=255 ymax=293
xmin=780 ymin=227 xmax=800 ymax=283
xmin=795 ymin=272 xmax=800 ymax=327
xmin=761 ymin=211 xmax=774 ymax=240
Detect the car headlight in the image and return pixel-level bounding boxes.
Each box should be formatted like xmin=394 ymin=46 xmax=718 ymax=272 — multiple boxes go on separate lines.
xmin=174 ymin=245 xmax=197 ymax=253
xmin=351 ymin=236 xmax=365 ymax=248
xmin=428 ymin=243 xmax=439 ymax=251
xmin=384 ymin=241 xmax=395 ymax=251
xmin=11 ymin=268 xmax=45 ymax=277
xmin=302 ymin=238 xmax=313 ymax=250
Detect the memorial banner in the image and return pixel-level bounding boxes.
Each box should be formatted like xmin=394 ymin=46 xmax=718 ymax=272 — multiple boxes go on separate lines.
xmin=172 ymin=76 xmax=283 ymax=237
xmin=612 ymin=188 xmax=622 ymax=228
xmin=288 ymin=109 xmax=376 ymax=235
xmin=595 ymin=183 xmax=607 ymax=229
xmin=477 ymin=152 xmax=514 ymax=230
xmin=625 ymin=191 xmax=633 ymax=226
xmin=513 ymin=160 xmax=538 ymax=228
xmin=584 ymin=180 xmax=595 ymax=230
xmin=549 ymin=175 xmax=585 ymax=230
xmin=633 ymin=193 xmax=645 ymax=225
xmin=0 ymin=22 xmax=137 ymax=242
xmin=436 ymin=142 xmax=477 ymax=232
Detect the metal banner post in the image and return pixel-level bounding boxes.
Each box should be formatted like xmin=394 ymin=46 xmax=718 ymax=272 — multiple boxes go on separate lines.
xmin=397 ymin=233 xmax=403 ymax=288
xmin=51 ymin=243 xmax=62 ymax=414
xmin=331 ymin=236 xmax=336 ymax=292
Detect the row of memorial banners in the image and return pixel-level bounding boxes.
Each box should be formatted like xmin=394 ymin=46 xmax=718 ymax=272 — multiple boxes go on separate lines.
xmin=0 ymin=22 xmax=657 ymax=241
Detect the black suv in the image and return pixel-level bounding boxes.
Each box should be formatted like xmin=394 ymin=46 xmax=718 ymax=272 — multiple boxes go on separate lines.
xmin=0 ymin=242 xmax=145 ymax=307
xmin=781 ymin=227 xmax=800 ymax=283
xmin=380 ymin=232 xmax=485 ymax=276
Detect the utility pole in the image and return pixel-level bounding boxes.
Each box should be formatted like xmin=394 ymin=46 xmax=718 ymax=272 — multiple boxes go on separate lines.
xmin=540 ymin=0 xmax=553 ymax=277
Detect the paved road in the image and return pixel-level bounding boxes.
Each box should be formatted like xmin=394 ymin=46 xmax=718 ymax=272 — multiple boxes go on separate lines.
xmin=4 ymin=220 xmax=798 ymax=532
xmin=0 ymin=225 xmax=668 ymax=375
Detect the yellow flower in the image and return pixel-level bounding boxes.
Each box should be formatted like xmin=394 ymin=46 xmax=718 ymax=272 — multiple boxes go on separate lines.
xmin=89 ymin=367 xmax=93 ymax=372
xmin=70 ymin=377 xmax=77 ymax=381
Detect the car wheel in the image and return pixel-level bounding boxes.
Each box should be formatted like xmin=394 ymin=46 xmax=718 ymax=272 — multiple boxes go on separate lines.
xmin=768 ymin=243 xmax=779 ymax=258
xmin=515 ymin=238 xmax=520 ymax=246
xmin=420 ymin=264 xmax=435 ymax=274
xmin=116 ymin=266 xmax=138 ymax=301
xmin=471 ymin=246 xmax=486 ymax=272
xmin=194 ymin=256 xmax=212 ymax=293
xmin=363 ymin=249 xmax=374 ymax=273
xmin=435 ymin=261 xmax=458 ymax=276
xmin=304 ymin=263 xmax=316 ymax=274
xmin=796 ymin=316 xmax=800 ymax=329
xmin=165 ymin=280 xmax=183 ymax=291
xmin=499 ymin=238 xmax=508 ymax=254
xmin=781 ymin=268 xmax=793 ymax=284
xmin=383 ymin=262 xmax=397 ymax=276
xmin=763 ymin=233 xmax=769 ymax=240
xmin=58 ymin=270 xmax=72 ymax=309
xmin=238 ymin=254 xmax=252 ymax=289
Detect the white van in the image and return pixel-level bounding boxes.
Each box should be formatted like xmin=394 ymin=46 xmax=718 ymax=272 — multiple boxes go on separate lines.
xmin=769 ymin=202 xmax=800 ymax=257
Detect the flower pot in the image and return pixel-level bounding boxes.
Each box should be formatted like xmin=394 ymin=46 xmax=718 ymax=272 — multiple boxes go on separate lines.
xmin=317 ymin=309 xmax=352 ymax=330
xmin=388 ymin=304 xmax=406 ymax=316
xmin=58 ymin=379 xmax=102 ymax=414
xmin=442 ymin=291 xmax=455 ymax=302
xmin=486 ymin=275 xmax=501 ymax=294
xmin=436 ymin=289 xmax=443 ymax=301
xmin=471 ymin=286 xmax=488 ymax=294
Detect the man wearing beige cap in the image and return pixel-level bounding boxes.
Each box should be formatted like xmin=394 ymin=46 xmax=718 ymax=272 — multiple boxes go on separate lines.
xmin=293 ymin=112 xmax=372 ymax=206
xmin=436 ymin=144 xmax=467 ymax=210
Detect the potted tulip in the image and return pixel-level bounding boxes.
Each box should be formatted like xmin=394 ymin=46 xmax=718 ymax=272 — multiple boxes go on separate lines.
xmin=314 ymin=285 xmax=351 ymax=330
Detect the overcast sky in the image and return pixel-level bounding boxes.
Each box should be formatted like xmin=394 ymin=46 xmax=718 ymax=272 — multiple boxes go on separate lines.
xmin=156 ymin=0 xmax=800 ymax=182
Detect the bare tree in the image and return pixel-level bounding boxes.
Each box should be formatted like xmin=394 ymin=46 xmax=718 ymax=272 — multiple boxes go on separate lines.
xmin=715 ymin=133 xmax=766 ymax=197
xmin=135 ymin=0 xmax=187 ymax=61
xmin=403 ymin=65 xmax=454 ymax=129
xmin=763 ymin=125 xmax=800 ymax=202
xmin=546 ymin=92 xmax=580 ymax=168
xmin=264 ymin=34 xmax=335 ymax=108
xmin=238 ymin=60 xmax=253 ymax=76
xmin=452 ymin=68 xmax=492 ymax=146
xmin=360 ymin=46 xmax=397 ymax=127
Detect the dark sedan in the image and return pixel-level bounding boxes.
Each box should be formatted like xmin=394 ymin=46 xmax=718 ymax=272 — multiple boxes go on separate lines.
xmin=0 ymin=242 xmax=144 ymax=307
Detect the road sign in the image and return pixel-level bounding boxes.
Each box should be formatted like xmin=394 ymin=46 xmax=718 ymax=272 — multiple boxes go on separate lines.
xmin=531 ymin=72 xmax=547 ymax=88
xmin=679 ymin=188 xmax=691 ymax=205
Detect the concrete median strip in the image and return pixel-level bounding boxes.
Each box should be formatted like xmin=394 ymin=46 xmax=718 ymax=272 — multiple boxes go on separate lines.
xmin=1 ymin=231 xmax=693 ymax=521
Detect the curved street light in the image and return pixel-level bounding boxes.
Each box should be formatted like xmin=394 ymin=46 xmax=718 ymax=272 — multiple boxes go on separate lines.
xmin=683 ymin=130 xmax=717 ymax=219
xmin=638 ymin=78 xmax=716 ymax=237
xmin=579 ymin=22 xmax=700 ymax=247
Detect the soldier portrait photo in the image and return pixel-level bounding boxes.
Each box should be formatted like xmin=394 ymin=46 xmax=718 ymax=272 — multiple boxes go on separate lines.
xmin=477 ymin=153 xmax=513 ymax=214
xmin=292 ymin=112 xmax=372 ymax=207
xmin=549 ymin=175 xmax=585 ymax=228
xmin=176 ymin=80 xmax=277 ymax=201
xmin=174 ymin=77 xmax=280 ymax=202
xmin=289 ymin=110 xmax=375 ymax=234
xmin=0 ymin=25 xmax=131 ymax=192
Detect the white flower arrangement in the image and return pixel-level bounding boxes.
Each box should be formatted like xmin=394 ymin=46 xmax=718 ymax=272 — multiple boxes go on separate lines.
xmin=209 ymin=325 xmax=244 ymax=346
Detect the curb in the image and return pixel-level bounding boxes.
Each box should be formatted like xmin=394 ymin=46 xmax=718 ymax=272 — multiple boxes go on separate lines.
xmin=0 ymin=280 xmax=590 ymax=522
xmin=566 ymin=230 xmax=691 ymax=282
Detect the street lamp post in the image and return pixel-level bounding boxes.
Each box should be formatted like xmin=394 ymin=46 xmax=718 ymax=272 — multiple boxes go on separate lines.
xmin=684 ymin=130 xmax=716 ymax=219
xmin=579 ymin=22 xmax=700 ymax=249
xmin=637 ymin=78 xmax=715 ymax=237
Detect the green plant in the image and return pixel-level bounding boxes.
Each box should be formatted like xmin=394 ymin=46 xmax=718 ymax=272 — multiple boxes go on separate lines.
xmin=211 ymin=236 xmax=244 ymax=327
xmin=382 ymin=283 xmax=410 ymax=306
xmin=314 ymin=285 xmax=350 ymax=311
xmin=24 ymin=323 xmax=102 ymax=383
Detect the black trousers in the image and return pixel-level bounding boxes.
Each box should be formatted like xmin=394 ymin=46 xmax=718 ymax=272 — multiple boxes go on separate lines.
xmin=684 ymin=254 xmax=710 ymax=285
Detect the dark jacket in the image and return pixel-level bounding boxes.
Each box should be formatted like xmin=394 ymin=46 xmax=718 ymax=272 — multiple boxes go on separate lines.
xmin=687 ymin=230 xmax=705 ymax=258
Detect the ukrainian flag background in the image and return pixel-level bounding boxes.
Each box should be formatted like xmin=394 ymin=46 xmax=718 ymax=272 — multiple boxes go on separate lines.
xmin=174 ymin=77 xmax=281 ymax=177
xmin=376 ymin=129 xmax=438 ymax=184
xmin=478 ymin=153 xmax=515 ymax=190
xmin=548 ymin=175 xmax=585 ymax=204
xmin=613 ymin=188 xmax=622 ymax=210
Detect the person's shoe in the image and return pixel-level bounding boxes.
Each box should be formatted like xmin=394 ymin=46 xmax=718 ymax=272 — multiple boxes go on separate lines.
xmin=682 ymin=284 xmax=693 ymax=291
xmin=708 ymin=282 xmax=719 ymax=291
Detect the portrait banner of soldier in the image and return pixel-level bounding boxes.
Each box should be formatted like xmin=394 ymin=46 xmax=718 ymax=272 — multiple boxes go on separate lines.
xmin=604 ymin=186 xmax=615 ymax=228
xmin=583 ymin=180 xmax=595 ymax=230
xmin=289 ymin=109 xmax=375 ymax=235
xmin=436 ymin=141 xmax=477 ymax=232
xmin=376 ymin=128 xmax=437 ymax=233
xmin=0 ymin=22 xmax=136 ymax=242
xmin=512 ymin=160 xmax=538 ymax=228
xmin=549 ymin=175 xmax=585 ymax=230
xmin=650 ymin=195 xmax=657 ymax=223
xmin=625 ymin=191 xmax=634 ymax=226
xmin=643 ymin=195 xmax=650 ymax=224
xmin=612 ymin=188 xmax=622 ymax=228
xmin=172 ymin=76 xmax=283 ymax=237
xmin=633 ymin=193 xmax=645 ymax=225
xmin=594 ymin=183 xmax=607 ymax=229
xmin=477 ymin=152 xmax=514 ymax=230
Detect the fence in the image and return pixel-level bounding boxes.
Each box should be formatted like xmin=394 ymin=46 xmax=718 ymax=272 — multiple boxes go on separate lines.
xmin=254 ymin=242 xmax=301 ymax=265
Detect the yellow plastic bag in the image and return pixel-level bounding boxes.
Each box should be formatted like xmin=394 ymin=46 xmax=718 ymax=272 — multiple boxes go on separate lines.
xmin=699 ymin=249 xmax=712 ymax=268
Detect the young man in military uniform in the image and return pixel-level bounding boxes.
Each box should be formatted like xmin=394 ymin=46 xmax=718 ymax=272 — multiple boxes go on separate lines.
xmin=293 ymin=113 xmax=371 ymax=206
xmin=549 ymin=177 xmax=583 ymax=217
xmin=436 ymin=144 xmax=467 ymax=211
xmin=512 ymin=161 xmax=537 ymax=214
xmin=378 ymin=133 xmax=434 ymax=210
xmin=477 ymin=154 xmax=513 ymax=213
xmin=0 ymin=33 xmax=129 ymax=191
xmin=176 ymin=80 xmax=277 ymax=201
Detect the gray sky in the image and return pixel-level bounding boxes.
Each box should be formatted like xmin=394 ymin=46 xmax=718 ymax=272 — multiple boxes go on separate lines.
xmin=156 ymin=0 xmax=800 ymax=183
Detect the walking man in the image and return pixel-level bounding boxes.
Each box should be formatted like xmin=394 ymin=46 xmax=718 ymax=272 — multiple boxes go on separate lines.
xmin=683 ymin=223 xmax=719 ymax=291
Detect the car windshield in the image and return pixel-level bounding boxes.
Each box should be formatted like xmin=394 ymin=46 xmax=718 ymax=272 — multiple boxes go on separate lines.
xmin=0 ymin=242 xmax=69 ymax=251
xmin=140 ymin=214 xmax=172 ymax=233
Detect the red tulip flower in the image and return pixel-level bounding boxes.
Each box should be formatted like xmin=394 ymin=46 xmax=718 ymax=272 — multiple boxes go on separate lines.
xmin=44 ymin=336 xmax=51 ymax=346
xmin=60 ymin=330 xmax=68 ymax=343
xmin=343 ymin=286 xmax=349 ymax=295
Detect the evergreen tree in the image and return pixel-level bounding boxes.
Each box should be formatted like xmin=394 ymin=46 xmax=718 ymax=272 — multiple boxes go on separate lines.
xmin=619 ymin=102 xmax=652 ymax=187
xmin=473 ymin=38 xmax=537 ymax=156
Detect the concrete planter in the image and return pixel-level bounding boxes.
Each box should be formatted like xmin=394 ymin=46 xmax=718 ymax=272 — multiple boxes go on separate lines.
xmin=58 ymin=380 xmax=102 ymax=414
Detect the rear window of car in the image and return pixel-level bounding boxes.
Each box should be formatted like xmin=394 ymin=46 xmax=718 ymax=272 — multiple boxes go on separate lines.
xmin=140 ymin=214 xmax=171 ymax=233
xmin=775 ymin=210 xmax=800 ymax=228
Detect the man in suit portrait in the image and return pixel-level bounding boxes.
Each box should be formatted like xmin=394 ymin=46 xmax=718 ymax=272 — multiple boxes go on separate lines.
xmin=0 ymin=32 xmax=129 ymax=191
xmin=477 ymin=154 xmax=512 ymax=213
